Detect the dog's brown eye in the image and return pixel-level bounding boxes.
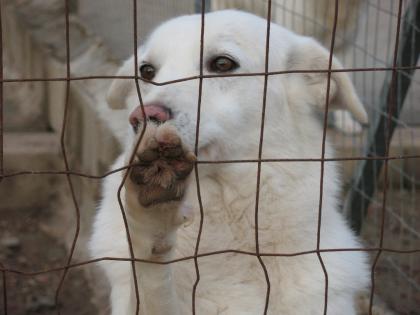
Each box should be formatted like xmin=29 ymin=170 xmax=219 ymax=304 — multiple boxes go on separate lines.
xmin=209 ymin=56 xmax=238 ymax=73
xmin=140 ymin=64 xmax=156 ymax=80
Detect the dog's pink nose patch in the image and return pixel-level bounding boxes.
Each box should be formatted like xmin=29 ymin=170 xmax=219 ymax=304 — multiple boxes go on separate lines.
xmin=129 ymin=104 xmax=171 ymax=126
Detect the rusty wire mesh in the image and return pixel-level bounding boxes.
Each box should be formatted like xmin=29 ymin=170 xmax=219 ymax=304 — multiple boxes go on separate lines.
xmin=0 ymin=0 xmax=420 ymax=314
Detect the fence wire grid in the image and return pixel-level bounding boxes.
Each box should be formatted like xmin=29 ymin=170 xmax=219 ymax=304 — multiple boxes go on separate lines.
xmin=0 ymin=0 xmax=420 ymax=315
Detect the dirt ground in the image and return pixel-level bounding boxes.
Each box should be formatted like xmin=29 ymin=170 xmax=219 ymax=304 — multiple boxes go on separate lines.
xmin=0 ymin=206 xmax=98 ymax=315
xmin=361 ymin=189 xmax=420 ymax=315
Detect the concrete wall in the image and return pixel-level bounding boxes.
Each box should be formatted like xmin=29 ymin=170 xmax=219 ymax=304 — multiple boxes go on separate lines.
xmin=78 ymin=0 xmax=195 ymax=60
xmin=1 ymin=1 xmax=123 ymax=309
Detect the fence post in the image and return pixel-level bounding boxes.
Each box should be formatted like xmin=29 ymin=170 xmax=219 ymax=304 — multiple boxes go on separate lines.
xmin=344 ymin=0 xmax=420 ymax=233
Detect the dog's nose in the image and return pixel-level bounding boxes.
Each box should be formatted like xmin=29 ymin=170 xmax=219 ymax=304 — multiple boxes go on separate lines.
xmin=129 ymin=104 xmax=172 ymax=127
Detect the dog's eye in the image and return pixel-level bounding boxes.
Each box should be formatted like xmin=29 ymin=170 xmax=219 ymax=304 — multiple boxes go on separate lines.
xmin=209 ymin=56 xmax=238 ymax=73
xmin=140 ymin=64 xmax=156 ymax=80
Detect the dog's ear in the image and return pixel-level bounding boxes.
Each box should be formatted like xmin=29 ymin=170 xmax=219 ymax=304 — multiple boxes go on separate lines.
xmin=107 ymin=58 xmax=135 ymax=109
xmin=288 ymin=38 xmax=368 ymax=124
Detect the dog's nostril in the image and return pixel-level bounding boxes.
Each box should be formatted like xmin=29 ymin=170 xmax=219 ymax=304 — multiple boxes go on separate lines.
xmin=130 ymin=117 xmax=140 ymax=133
xmin=146 ymin=106 xmax=172 ymax=124
xmin=129 ymin=104 xmax=172 ymax=132
xmin=166 ymin=108 xmax=173 ymax=120
xmin=145 ymin=105 xmax=172 ymax=122
xmin=148 ymin=116 xmax=163 ymax=125
xmin=148 ymin=106 xmax=172 ymax=123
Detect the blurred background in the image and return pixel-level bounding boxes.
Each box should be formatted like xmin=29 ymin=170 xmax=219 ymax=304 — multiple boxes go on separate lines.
xmin=0 ymin=0 xmax=419 ymax=314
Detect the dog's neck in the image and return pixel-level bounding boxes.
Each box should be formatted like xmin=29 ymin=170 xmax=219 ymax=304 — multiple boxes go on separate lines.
xmin=179 ymin=158 xmax=338 ymax=255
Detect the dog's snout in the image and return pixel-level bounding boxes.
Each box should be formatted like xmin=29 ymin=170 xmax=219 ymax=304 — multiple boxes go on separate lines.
xmin=129 ymin=104 xmax=172 ymax=128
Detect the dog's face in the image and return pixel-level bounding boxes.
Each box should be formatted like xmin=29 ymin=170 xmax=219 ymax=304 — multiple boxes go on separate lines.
xmin=108 ymin=10 xmax=367 ymax=160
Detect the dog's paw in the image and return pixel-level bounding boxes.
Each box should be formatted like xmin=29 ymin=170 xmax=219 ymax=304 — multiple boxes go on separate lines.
xmin=127 ymin=123 xmax=196 ymax=207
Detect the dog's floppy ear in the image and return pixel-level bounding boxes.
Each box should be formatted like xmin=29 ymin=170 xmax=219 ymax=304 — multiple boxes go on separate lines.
xmin=288 ymin=38 xmax=368 ymax=124
xmin=107 ymin=58 xmax=135 ymax=109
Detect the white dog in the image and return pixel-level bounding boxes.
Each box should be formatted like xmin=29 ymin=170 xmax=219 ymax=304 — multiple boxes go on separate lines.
xmin=90 ymin=10 xmax=369 ymax=315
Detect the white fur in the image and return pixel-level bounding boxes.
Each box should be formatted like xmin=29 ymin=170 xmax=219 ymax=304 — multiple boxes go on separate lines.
xmin=90 ymin=10 xmax=369 ymax=315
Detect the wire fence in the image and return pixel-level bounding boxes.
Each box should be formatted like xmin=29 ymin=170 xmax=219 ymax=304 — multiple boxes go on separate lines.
xmin=0 ymin=0 xmax=419 ymax=314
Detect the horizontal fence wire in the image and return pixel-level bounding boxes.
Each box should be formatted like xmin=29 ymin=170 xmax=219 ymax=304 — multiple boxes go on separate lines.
xmin=2 ymin=155 xmax=420 ymax=180
xmin=1 ymin=247 xmax=419 ymax=276
xmin=1 ymin=65 xmax=420 ymax=84
xmin=0 ymin=0 xmax=419 ymax=314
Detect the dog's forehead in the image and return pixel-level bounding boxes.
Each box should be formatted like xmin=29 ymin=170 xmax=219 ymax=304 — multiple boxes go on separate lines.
xmin=144 ymin=10 xmax=271 ymax=57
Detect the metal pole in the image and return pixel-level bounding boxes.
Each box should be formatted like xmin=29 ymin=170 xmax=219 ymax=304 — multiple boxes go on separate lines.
xmin=345 ymin=0 xmax=420 ymax=233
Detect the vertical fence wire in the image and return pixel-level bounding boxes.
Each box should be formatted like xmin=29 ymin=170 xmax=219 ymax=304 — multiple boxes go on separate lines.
xmin=316 ymin=1 xmax=340 ymax=313
xmin=253 ymin=0 xmax=273 ymax=313
xmin=0 ymin=0 xmax=3 ymax=178
xmin=0 ymin=262 xmax=5 ymax=315
xmin=368 ymin=1 xmax=404 ymax=313
xmin=0 ymin=2 xmax=5 ymax=313
xmin=114 ymin=0 xmax=151 ymax=313
xmin=191 ymin=0 xmax=206 ymax=314
xmin=54 ymin=0 xmax=82 ymax=313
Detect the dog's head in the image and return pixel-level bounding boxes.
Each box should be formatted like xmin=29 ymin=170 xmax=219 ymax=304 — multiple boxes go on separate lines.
xmin=107 ymin=10 xmax=367 ymax=160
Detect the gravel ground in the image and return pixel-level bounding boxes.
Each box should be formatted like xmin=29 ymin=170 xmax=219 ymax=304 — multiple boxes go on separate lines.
xmin=0 ymin=206 xmax=98 ymax=315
